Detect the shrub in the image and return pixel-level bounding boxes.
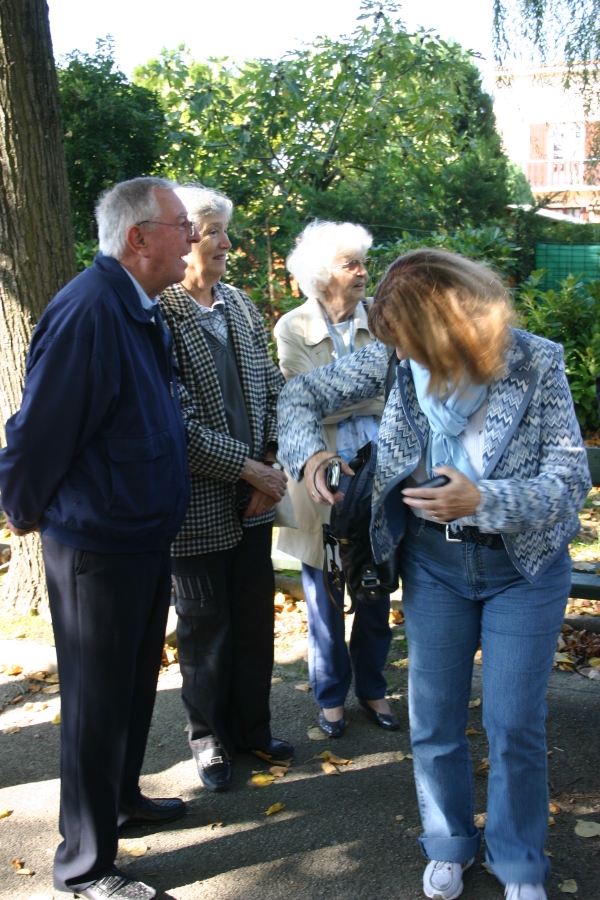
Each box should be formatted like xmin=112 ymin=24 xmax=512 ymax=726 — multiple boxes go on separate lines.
xmin=515 ymin=272 xmax=600 ymax=431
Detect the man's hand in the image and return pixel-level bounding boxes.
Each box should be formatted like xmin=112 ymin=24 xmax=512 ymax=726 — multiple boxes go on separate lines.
xmin=5 ymin=520 xmax=40 ymax=537
xmin=401 ymin=466 xmax=481 ymax=521
xmin=244 ymin=488 xmax=277 ymax=518
xmin=240 ymin=459 xmax=287 ymax=502
xmin=303 ymin=450 xmax=353 ymax=506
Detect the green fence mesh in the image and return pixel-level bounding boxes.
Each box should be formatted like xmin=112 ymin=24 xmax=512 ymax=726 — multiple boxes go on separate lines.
xmin=535 ymin=243 xmax=600 ymax=290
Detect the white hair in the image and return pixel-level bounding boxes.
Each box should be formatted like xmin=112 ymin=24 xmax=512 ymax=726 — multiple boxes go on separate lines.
xmin=286 ymin=220 xmax=373 ymax=302
xmin=174 ymin=183 xmax=233 ymax=225
xmin=95 ymin=176 xmax=177 ymax=260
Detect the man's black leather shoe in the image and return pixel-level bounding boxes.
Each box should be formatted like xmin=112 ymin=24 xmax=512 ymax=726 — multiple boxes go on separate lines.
xmin=73 ymin=870 xmax=155 ymax=899
xmin=251 ymin=738 xmax=294 ymax=761
xmin=119 ymin=795 xmax=186 ymax=828
xmin=359 ymin=699 xmax=400 ymax=731
xmin=191 ymin=741 xmax=232 ymax=792
xmin=318 ymin=709 xmax=345 ymax=738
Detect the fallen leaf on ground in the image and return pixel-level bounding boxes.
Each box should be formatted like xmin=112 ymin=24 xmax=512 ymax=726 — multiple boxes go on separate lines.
xmin=269 ymin=766 xmax=288 ymax=777
xmin=307 ymin=726 xmax=328 ymax=741
xmin=544 ymin=849 xmax=553 ymax=857
xmin=558 ymin=879 xmax=578 ymax=893
xmin=253 ymin=749 xmax=292 ymax=765
xmin=294 ymin=683 xmax=311 ymax=692
xmin=395 ymin=815 xmax=404 ymax=821
xmin=44 ymin=673 xmax=59 ymax=683
xmin=271 ymin=677 xmax=283 ymax=684
xmin=0 ymin=808 xmax=12 ymax=818
xmin=473 ymin=650 xmax=482 ymax=666
xmin=320 ymin=751 xmax=352 ymax=765
xmin=10 ymin=694 xmax=24 ymax=704
xmin=468 ymin=698 xmax=481 ymax=708
xmin=549 ymin=802 xmax=561 ymax=815
xmin=481 ymin=861 xmax=493 ymax=874
xmin=474 ymin=812 xmax=487 ymax=829
xmin=476 ymin=758 xmax=490 ymax=773
xmin=120 ymin=840 xmax=147 ymax=857
xmin=548 ymin=816 xmax=556 ymax=825
xmin=4 ymin=726 xmax=20 ymax=735
xmin=465 ymin=728 xmax=481 ymax=735
xmin=12 ymin=859 xmax=23 ymax=869
xmin=322 ymin=761 xmax=340 ymax=776
xmin=589 ymin=656 xmax=600 ymax=667
xmin=265 ymin=802 xmax=285 ymax=816
xmin=390 ymin=610 xmax=404 ymax=624
xmin=51 ymin=713 xmax=61 ymax=725
xmin=574 ymin=819 xmax=600 ymax=837
xmin=24 ymin=703 xmax=34 ymax=711
xmin=206 ymin=822 xmax=223 ymax=829
xmin=28 ymin=684 xmax=41 ymax=693
xmin=395 ymin=751 xmax=414 ymax=761
xmin=15 ymin=868 xmax=34 ymax=875
xmin=252 ymin=773 xmax=275 ymax=786
xmin=41 ymin=684 xmax=60 ymax=694
xmin=28 ymin=672 xmax=49 ymax=681
xmin=5 ymin=665 xmax=22 ymax=676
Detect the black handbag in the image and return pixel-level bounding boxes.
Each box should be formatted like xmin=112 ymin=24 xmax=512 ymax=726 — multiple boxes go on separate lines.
xmin=322 ymin=351 xmax=400 ymax=611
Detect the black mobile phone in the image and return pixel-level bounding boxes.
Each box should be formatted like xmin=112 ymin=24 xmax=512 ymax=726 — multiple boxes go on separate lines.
xmin=326 ymin=459 xmax=341 ymax=491
xmin=419 ymin=474 xmax=450 ymax=489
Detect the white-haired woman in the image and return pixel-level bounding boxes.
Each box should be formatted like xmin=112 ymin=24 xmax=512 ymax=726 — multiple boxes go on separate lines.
xmin=274 ymin=220 xmax=398 ymax=738
xmin=159 ymin=185 xmax=293 ymax=793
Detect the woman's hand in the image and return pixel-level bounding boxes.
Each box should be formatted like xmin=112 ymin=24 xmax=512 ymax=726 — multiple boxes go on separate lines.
xmin=244 ymin=488 xmax=276 ymax=518
xmin=240 ymin=458 xmax=287 ymax=502
xmin=303 ymin=450 xmax=354 ymax=506
xmin=401 ymin=466 xmax=481 ymax=521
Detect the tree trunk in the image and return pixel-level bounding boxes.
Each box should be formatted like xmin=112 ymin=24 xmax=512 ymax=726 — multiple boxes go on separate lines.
xmin=0 ymin=0 xmax=76 ymax=616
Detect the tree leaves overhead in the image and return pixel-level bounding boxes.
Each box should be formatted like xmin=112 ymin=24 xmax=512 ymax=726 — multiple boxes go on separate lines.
xmin=134 ymin=2 xmax=512 ymax=290
xmin=58 ymin=39 xmax=167 ymax=242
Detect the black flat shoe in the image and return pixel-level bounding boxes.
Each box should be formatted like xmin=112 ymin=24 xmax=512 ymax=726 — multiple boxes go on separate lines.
xmin=73 ymin=870 xmax=156 ymax=899
xmin=252 ymin=738 xmax=294 ymax=762
xmin=119 ymin=795 xmax=186 ymax=828
xmin=318 ymin=709 xmax=346 ymax=738
xmin=191 ymin=741 xmax=232 ymax=792
xmin=359 ymin=699 xmax=400 ymax=731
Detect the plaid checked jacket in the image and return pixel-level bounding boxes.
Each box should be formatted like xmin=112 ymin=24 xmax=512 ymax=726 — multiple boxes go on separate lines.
xmin=159 ymin=282 xmax=284 ymax=556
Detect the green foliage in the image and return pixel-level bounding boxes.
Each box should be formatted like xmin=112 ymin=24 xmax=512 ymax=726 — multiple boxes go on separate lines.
xmin=515 ymin=272 xmax=600 ymax=430
xmin=74 ymin=239 xmax=98 ymax=271
xmin=134 ymin=2 xmax=514 ymax=293
xmin=366 ymin=225 xmax=520 ymax=286
xmin=58 ymin=39 xmax=167 ymax=241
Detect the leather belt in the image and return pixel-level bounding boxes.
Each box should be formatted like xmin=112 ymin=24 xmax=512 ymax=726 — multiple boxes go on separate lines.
xmin=420 ymin=517 xmax=505 ymax=550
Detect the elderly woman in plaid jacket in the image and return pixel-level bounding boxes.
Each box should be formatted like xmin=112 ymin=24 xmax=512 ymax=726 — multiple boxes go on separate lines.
xmin=159 ymin=185 xmax=293 ymax=793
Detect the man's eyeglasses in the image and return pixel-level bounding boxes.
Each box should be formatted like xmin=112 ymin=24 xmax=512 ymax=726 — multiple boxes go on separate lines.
xmin=331 ymin=259 xmax=367 ymax=273
xmin=137 ymin=218 xmax=197 ymax=237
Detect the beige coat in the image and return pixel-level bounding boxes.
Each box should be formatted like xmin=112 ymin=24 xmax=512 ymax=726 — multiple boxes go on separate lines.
xmin=274 ymin=296 xmax=385 ymax=568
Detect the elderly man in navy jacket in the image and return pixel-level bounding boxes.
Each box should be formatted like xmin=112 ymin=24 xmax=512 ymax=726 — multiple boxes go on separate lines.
xmin=0 ymin=177 xmax=197 ymax=900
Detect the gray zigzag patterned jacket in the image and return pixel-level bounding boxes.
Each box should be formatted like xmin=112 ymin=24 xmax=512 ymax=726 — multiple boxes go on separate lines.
xmin=276 ymin=329 xmax=591 ymax=583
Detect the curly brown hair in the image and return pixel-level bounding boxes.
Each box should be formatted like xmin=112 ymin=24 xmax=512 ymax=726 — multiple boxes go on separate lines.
xmin=368 ymin=249 xmax=516 ymax=394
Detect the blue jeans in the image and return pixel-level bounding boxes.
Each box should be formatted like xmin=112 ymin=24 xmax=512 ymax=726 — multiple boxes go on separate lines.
xmin=399 ymin=516 xmax=571 ymax=885
xmin=302 ymin=563 xmax=392 ymax=708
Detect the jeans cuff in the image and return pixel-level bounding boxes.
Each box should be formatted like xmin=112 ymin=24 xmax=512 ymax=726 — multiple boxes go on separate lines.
xmin=418 ymin=832 xmax=481 ymax=863
xmin=485 ymin=855 xmax=550 ymax=886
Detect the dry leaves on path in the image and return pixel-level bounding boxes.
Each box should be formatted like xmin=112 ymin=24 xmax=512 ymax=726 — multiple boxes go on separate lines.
xmin=574 ymin=819 xmax=600 ymax=837
xmin=549 ymin=802 xmax=561 ymax=815
xmin=294 ymin=683 xmax=311 ymax=692
xmin=558 ymin=879 xmax=578 ymax=893
xmin=474 ymin=813 xmax=487 ymax=829
xmin=12 ymin=859 xmax=34 ymax=875
xmin=120 ymin=840 xmax=147 ymax=857
xmin=322 ymin=761 xmax=340 ymax=776
xmin=265 ymin=802 xmax=285 ymax=816
xmin=52 ymin=713 xmax=61 ymax=725
xmin=396 ymin=751 xmax=414 ymax=761
xmin=269 ymin=766 xmax=288 ymax=777
xmin=307 ymin=726 xmax=328 ymax=741
xmin=206 ymin=822 xmax=223 ymax=829
xmin=3 ymin=725 xmax=20 ymax=735
xmin=468 ymin=698 xmax=481 ymax=709
xmin=252 ymin=773 xmax=275 ymax=787
xmin=0 ymin=808 xmax=13 ymax=818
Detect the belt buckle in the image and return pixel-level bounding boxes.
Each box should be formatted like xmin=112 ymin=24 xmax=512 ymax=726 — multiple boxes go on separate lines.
xmin=445 ymin=525 xmax=462 ymax=543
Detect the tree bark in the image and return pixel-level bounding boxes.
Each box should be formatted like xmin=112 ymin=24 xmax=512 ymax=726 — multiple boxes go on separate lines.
xmin=0 ymin=0 xmax=76 ymax=615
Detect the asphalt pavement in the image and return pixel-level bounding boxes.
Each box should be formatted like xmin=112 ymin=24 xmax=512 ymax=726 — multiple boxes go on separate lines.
xmin=1 ymin=630 xmax=599 ymax=900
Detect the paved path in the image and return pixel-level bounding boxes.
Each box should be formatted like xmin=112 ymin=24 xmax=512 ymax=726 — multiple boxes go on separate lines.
xmin=1 ymin=637 xmax=599 ymax=900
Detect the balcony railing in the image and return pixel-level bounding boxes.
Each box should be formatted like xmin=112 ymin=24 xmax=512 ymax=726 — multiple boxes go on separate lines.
xmin=527 ymin=159 xmax=600 ymax=188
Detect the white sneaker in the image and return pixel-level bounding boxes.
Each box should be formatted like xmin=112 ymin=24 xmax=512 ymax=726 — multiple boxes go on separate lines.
xmin=505 ymin=885 xmax=547 ymax=900
xmin=423 ymin=858 xmax=474 ymax=900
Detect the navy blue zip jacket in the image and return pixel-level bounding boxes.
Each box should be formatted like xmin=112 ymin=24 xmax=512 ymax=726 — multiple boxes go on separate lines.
xmin=0 ymin=255 xmax=190 ymax=553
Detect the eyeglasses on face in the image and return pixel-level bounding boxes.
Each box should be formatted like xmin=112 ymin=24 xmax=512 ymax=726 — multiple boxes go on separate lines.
xmin=136 ymin=218 xmax=197 ymax=237
xmin=331 ymin=259 xmax=368 ymax=272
